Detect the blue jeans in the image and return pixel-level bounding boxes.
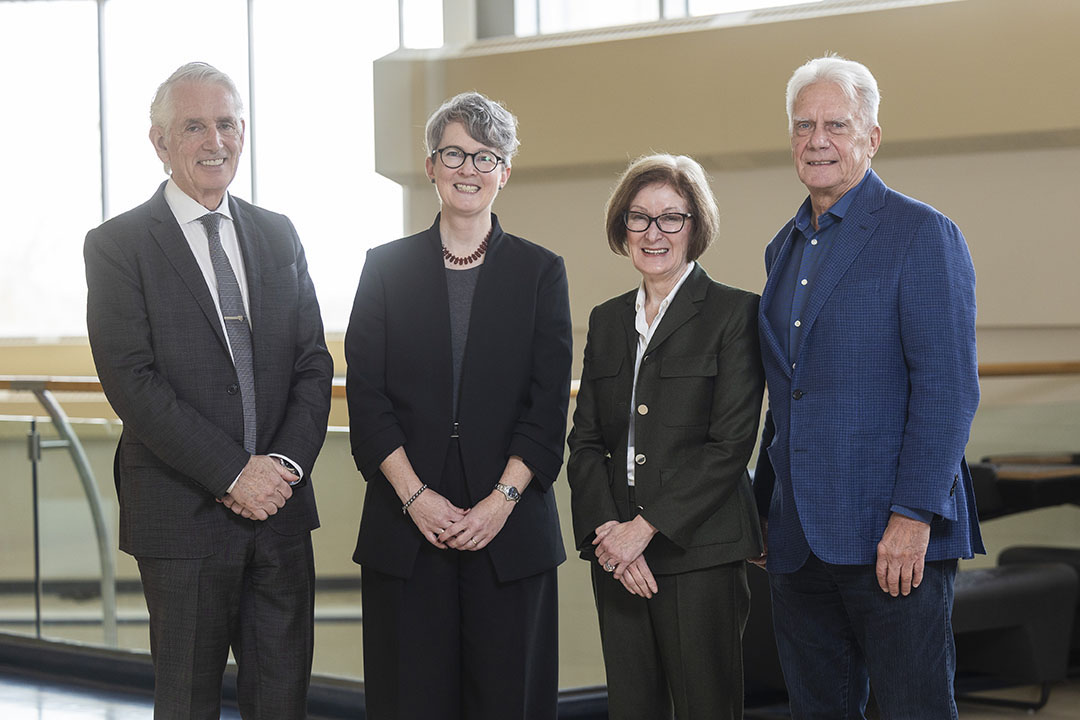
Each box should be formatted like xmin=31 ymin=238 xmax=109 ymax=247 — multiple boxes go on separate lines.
xmin=769 ymin=552 xmax=958 ymax=720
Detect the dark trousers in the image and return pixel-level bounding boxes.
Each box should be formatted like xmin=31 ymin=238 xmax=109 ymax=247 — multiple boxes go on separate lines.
xmin=591 ymin=560 xmax=750 ymax=720
xmin=769 ymin=552 xmax=958 ymax=720
xmin=361 ymin=439 xmax=559 ymax=720
xmin=137 ymin=521 xmax=316 ymax=720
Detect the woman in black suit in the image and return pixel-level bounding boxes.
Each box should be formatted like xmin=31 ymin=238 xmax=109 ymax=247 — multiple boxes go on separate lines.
xmin=567 ymin=154 xmax=765 ymax=720
xmin=345 ymin=92 xmax=572 ymax=719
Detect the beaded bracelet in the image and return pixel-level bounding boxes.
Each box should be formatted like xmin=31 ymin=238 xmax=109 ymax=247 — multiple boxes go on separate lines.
xmin=401 ymin=484 xmax=428 ymax=515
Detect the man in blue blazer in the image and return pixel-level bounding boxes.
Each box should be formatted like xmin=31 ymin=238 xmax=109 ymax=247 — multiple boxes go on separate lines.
xmin=85 ymin=63 xmax=332 ymax=718
xmin=752 ymin=55 xmax=982 ymax=718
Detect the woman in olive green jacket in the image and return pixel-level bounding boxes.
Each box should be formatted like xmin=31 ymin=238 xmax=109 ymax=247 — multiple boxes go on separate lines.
xmin=567 ymin=153 xmax=765 ymax=720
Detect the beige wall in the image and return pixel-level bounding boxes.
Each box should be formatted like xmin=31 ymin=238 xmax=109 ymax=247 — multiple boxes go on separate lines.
xmin=376 ymin=0 xmax=1080 ymax=331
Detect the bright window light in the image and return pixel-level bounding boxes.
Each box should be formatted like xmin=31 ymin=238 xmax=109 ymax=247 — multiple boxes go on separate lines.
xmin=0 ymin=0 xmax=404 ymax=338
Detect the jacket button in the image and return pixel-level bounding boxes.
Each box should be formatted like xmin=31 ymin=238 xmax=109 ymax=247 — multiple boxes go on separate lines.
xmin=637 ymin=404 xmax=649 ymax=416
xmin=792 ymin=389 xmax=804 ymax=400
xmin=635 ymin=453 xmax=646 ymax=465
xmin=226 ymin=383 xmax=240 ymax=395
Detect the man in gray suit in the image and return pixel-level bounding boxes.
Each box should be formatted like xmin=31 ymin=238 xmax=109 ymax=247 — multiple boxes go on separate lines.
xmin=85 ymin=62 xmax=333 ymax=719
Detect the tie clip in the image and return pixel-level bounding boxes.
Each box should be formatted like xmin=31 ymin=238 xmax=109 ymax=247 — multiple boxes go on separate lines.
xmin=224 ymin=315 xmax=245 ymax=322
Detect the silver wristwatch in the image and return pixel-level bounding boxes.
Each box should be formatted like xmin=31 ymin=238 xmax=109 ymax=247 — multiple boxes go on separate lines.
xmin=494 ymin=483 xmax=521 ymax=503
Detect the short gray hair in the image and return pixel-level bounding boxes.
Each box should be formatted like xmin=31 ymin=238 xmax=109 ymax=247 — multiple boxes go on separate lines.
xmin=424 ymin=92 xmax=520 ymax=166
xmin=786 ymin=54 xmax=880 ymax=133
xmin=150 ymin=62 xmax=244 ymax=133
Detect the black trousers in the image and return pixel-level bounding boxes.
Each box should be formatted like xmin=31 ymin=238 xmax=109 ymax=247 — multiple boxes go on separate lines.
xmin=361 ymin=440 xmax=559 ymax=720
xmin=137 ymin=520 xmax=315 ymax=720
xmin=592 ymin=560 xmax=750 ymax=720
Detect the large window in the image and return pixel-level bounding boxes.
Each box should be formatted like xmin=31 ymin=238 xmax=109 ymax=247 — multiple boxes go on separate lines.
xmin=513 ymin=0 xmax=824 ymax=35
xmin=0 ymin=0 xmax=407 ymax=338
xmin=0 ymin=1 xmax=101 ymax=339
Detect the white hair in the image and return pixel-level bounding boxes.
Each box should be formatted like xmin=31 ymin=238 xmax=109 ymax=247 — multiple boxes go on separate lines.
xmin=786 ymin=54 xmax=880 ymax=133
xmin=150 ymin=62 xmax=244 ymax=133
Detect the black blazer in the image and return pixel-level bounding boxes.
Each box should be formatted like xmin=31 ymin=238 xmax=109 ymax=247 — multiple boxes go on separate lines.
xmin=346 ymin=214 xmax=572 ymax=582
xmin=567 ymin=263 xmax=764 ymax=575
xmin=85 ymin=182 xmax=334 ymax=558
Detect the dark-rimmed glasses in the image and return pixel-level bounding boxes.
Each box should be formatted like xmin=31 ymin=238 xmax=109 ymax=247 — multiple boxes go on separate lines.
xmin=623 ymin=211 xmax=693 ymax=233
xmin=431 ymin=146 xmax=504 ymax=173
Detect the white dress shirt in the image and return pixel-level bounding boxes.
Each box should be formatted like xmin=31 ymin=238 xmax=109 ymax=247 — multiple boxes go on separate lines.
xmin=163 ymin=179 xmax=251 ymax=358
xmin=625 ymin=263 xmax=695 ymax=487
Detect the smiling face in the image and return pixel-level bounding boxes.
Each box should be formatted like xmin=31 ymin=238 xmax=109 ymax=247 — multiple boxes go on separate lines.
xmin=626 ymin=183 xmax=692 ymax=291
xmin=425 ymin=121 xmax=510 ymax=222
xmin=150 ymin=80 xmax=245 ymax=210
xmin=790 ymin=81 xmax=880 ymax=216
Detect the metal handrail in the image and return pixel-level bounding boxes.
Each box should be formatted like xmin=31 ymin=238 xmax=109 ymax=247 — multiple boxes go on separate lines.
xmin=4 ymin=378 xmax=117 ymax=647
xmin=976 ymin=361 xmax=1080 ymax=377
xmin=3 ymin=361 xmax=1080 ymax=401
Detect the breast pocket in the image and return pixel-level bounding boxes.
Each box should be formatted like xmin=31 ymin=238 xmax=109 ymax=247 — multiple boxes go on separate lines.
xmin=584 ymin=353 xmax=625 ymax=427
xmin=257 ymin=261 xmax=299 ymax=343
xmin=658 ymin=354 xmax=717 ymax=427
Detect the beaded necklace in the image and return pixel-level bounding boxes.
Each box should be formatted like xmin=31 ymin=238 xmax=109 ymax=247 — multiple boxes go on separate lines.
xmin=442 ymin=226 xmax=493 ymax=266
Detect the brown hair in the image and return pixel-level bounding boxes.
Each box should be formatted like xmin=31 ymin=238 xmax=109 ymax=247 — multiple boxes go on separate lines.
xmin=604 ymin=153 xmax=719 ymax=262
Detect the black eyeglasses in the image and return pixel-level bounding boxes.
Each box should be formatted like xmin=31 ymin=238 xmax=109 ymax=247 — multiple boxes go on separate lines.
xmin=431 ymin=146 xmax=504 ymax=173
xmin=623 ymin=211 xmax=693 ymax=233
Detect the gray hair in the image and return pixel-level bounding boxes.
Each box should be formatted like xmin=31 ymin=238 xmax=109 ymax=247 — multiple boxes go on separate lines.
xmin=150 ymin=62 xmax=244 ymax=133
xmin=424 ymin=91 xmax=520 ymax=166
xmin=786 ymin=54 xmax=880 ymax=133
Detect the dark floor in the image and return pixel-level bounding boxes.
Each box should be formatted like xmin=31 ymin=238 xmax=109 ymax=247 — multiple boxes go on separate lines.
xmin=1 ymin=670 xmax=1078 ymax=719
xmin=0 ymin=672 xmax=242 ymax=719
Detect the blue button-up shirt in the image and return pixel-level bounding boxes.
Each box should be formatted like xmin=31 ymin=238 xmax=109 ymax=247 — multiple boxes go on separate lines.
xmin=767 ymin=171 xmax=868 ymax=366
xmin=768 ymin=170 xmax=933 ymax=525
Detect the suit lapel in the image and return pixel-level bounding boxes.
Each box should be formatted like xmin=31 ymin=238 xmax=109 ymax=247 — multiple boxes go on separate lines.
xmin=147 ymin=186 xmax=229 ymax=352
xmin=421 ymin=218 xmax=455 ymax=412
xmin=230 ymin=199 xmax=267 ymax=429
xmin=759 ymin=224 xmax=797 ymax=374
xmin=230 ymin=199 xmax=264 ymax=339
xmin=643 ymin=263 xmax=707 ymax=355
xmin=619 ymin=293 xmax=637 ymax=363
xmin=794 ymin=173 xmax=884 ymax=357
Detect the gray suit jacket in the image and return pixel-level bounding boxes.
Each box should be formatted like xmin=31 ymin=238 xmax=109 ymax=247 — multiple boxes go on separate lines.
xmin=568 ymin=263 xmax=765 ymax=575
xmin=85 ymin=182 xmax=333 ymax=558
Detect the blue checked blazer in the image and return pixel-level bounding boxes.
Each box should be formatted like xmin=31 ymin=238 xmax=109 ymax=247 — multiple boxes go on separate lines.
xmin=753 ymin=170 xmax=984 ymax=572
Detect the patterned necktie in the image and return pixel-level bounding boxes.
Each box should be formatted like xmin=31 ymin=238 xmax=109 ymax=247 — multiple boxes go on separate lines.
xmin=199 ymin=212 xmax=257 ymax=453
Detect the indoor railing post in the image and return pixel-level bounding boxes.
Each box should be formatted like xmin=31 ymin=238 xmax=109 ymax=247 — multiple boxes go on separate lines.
xmin=22 ymin=386 xmax=118 ymax=647
xmin=26 ymin=419 xmax=44 ymax=640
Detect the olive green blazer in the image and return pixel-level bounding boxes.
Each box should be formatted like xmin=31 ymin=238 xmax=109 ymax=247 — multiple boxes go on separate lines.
xmin=567 ymin=263 xmax=764 ymax=575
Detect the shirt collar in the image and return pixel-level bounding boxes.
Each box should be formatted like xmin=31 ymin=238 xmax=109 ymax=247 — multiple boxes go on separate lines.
xmin=634 ymin=262 xmax=695 ymax=315
xmin=164 ymin=178 xmax=234 ymax=226
xmin=793 ymin=168 xmax=871 ymax=235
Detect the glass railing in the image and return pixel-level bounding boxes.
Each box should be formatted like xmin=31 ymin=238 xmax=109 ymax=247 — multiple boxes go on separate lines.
xmin=0 ymin=412 xmax=122 ymax=650
xmin=2 ymin=364 xmax=1078 ymax=689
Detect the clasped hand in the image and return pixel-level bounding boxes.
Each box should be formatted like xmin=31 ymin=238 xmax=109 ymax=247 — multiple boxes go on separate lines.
xmin=407 ymin=488 xmax=513 ymax=551
xmin=218 ymin=455 xmax=296 ymax=520
xmin=593 ymin=517 xmax=659 ymax=598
